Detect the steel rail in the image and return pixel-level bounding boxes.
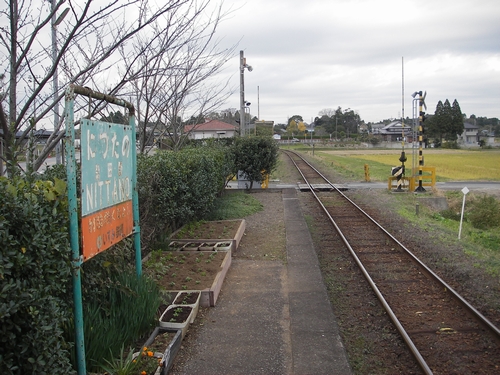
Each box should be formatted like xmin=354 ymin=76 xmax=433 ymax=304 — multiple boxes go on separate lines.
xmin=284 ymin=150 xmax=434 ymax=374
xmin=284 ymin=150 xmax=500 ymax=374
xmin=286 ymin=150 xmax=500 ymax=339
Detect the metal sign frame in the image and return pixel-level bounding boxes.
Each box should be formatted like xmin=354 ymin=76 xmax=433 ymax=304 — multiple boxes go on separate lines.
xmin=64 ymin=84 xmax=142 ymax=375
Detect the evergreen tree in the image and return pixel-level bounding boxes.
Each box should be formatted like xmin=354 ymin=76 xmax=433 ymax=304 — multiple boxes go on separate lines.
xmin=442 ymin=99 xmax=455 ymax=141
xmin=427 ymin=100 xmax=445 ymax=143
xmin=451 ymin=99 xmax=465 ymax=140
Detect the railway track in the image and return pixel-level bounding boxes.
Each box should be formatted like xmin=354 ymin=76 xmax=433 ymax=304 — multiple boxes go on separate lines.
xmin=284 ymin=150 xmax=500 ymax=374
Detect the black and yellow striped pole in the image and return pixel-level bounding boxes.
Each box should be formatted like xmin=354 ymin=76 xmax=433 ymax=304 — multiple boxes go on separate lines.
xmin=415 ymin=91 xmax=427 ymax=192
xmin=392 ymin=165 xmax=404 ymax=190
xmin=397 ymin=116 xmax=407 ymax=191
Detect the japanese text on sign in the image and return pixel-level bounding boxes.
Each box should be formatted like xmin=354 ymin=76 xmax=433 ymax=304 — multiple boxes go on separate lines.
xmin=81 ymin=119 xmax=133 ymax=216
xmin=81 ymin=119 xmax=134 ymax=259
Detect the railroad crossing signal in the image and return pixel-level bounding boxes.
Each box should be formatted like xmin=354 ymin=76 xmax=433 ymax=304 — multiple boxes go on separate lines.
xmin=415 ymin=91 xmax=427 ymax=192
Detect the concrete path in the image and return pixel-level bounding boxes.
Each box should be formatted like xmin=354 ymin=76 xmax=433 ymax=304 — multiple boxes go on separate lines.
xmin=171 ymin=188 xmax=351 ymax=375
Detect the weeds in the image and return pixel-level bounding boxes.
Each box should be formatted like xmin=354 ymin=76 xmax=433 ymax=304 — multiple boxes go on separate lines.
xmin=467 ymin=195 xmax=500 ymax=229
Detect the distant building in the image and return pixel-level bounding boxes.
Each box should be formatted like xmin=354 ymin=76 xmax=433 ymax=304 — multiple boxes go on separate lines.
xmin=184 ymin=120 xmax=238 ymax=140
xmin=458 ymin=122 xmax=479 ymax=146
xmin=370 ymin=122 xmax=386 ymax=134
xmin=373 ymin=121 xmax=414 ymax=142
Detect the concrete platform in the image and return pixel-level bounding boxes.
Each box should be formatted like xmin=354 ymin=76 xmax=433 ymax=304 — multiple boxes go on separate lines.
xmin=171 ymin=188 xmax=352 ymax=375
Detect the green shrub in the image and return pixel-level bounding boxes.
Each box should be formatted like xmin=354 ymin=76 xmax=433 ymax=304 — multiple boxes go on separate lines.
xmin=441 ymin=140 xmax=460 ymax=149
xmin=231 ymin=136 xmax=279 ymax=189
xmin=0 ymin=177 xmax=75 ymax=375
xmin=439 ymin=208 xmax=461 ymax=221
xmin=468 ymin=195 xmax=500 ymax=230
xmin=137 ymin=145 xmax=232 ymax=249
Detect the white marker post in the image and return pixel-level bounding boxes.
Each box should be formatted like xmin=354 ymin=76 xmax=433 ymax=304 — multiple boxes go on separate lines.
xmin=458 ymin=187 xmax=469 ymax=240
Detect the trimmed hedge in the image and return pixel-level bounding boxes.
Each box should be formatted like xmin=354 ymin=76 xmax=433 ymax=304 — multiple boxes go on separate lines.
xmin=137 ymin=145 xmax=233 ymax=249
xmin=0 ymin=177 xmax=75 ymax=375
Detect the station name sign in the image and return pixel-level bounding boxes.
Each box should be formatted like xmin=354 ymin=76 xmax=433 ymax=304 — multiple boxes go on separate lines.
xmin=81 ymin=119 xmax=134 ymax=260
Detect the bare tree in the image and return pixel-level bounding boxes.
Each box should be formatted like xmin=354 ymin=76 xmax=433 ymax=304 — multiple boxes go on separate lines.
xmin=121 ymin=1 xmax=237 ymax=153
xmin=0 ymin=0 xmax=195 ymax=176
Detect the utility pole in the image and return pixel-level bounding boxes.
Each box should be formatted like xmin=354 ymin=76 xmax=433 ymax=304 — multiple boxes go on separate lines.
xmin=239 ymin=50 xmax=252 ymax=136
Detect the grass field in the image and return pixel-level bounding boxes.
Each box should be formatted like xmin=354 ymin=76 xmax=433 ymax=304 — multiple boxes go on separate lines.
xmin=304 ymin=148 xmax=500 ymax=182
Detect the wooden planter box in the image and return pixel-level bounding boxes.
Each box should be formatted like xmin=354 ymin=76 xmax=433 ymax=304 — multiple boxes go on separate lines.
xmin=165 ymin=250 xmax=233 ymax=308
xmin=142 ymin=326 xmax=182 ymax=375
xmin=143 ymin=250 xmax=231 ymax=307
xmin=201 ymin=248 xmax=231 ymax=307
xmin=168 ymin=219 xmax=246 ymax=252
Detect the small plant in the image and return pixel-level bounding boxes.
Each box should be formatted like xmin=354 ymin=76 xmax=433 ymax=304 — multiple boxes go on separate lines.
xmin=169 ymin=281 xmax=175 ymax=287
xmin=99 ymin=344 xmax=162 ymax=375
xmin=185 ymin=276 xmax=192 ymax=282
xmin=181 ymin=293 xmax=191 ymax=304
xmin=99 ymin=345 xmax=138 ymax=375
xmin=137 ymin=347 xmax=162 ymax=375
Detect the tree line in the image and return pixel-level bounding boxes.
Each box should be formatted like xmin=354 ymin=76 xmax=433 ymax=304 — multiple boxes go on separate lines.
xmin=272 ymin=103 xmax=498 ymax=142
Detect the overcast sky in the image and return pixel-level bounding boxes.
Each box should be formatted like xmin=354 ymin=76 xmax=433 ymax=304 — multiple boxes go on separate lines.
xmin=214 ymin=0 xmax=500 ymax=124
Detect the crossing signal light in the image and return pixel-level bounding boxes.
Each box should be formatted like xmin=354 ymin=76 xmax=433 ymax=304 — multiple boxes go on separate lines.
xmin=420 ymin=111 xmax=427 ymax=122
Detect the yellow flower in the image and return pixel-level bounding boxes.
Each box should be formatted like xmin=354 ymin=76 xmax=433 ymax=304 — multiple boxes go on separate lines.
xmin=147 ymin=351 xmax=154 ymax=357
xmin=141 ymin=371 xmax=147 ymax=375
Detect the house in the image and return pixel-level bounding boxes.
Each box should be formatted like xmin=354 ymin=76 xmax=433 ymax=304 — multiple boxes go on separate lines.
xmin=183 ymin=120 xmax=238 ymax=140
xmin=458 ymin=122 xmax=479 ymax=146
xmin=370 ymin=122 xmax=386 ymax=134
xmin=0 ymin=128 xmax=57 ymax=144
xmin=373 ymin=121 xmax=414 ymax=142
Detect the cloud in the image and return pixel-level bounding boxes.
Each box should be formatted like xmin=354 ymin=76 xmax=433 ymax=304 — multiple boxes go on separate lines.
xmin=213 ymin=0 xmax=500 ymax=123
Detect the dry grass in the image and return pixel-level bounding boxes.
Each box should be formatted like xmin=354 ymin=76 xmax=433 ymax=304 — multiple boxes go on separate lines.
xmin=318 ymin=149 xmax=500 ymax=181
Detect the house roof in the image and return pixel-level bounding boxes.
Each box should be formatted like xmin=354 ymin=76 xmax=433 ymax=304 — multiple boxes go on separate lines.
xmin=372 ymin=121 xmax=404 ymax=134
xmin=184 ymin=120 xmax=237 ymax=133
xmin=464 ymin=122 xmax=479 ymax=130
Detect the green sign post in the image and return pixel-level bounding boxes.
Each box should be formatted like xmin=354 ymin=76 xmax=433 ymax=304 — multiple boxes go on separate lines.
xmin=64 ymin=84 xmax=141 ymax=374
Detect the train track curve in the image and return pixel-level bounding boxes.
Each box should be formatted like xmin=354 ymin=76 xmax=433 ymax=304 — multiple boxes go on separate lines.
xmin=283 ymin=150 xmax=500 ymax=374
